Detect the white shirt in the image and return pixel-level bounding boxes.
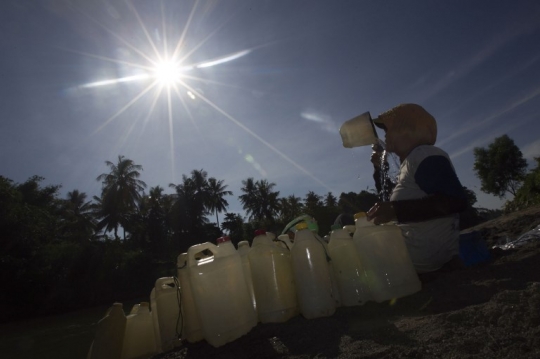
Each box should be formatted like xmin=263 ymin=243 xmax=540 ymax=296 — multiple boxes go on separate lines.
xmin=391 ymin=145 xmax=461 ymax=273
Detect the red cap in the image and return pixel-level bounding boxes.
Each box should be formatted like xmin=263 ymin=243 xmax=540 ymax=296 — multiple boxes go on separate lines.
xmin=254 ymin=229 xmax=266 ymax=236
xmin=216 ymin=236 xmax=231 ymax=244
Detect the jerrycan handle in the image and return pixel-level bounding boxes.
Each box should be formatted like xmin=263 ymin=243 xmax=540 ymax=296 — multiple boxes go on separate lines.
xmin=155 ymin=277 xmax=177 ymax=294
xmin=187 ymin=242 xmax=218 ymax=266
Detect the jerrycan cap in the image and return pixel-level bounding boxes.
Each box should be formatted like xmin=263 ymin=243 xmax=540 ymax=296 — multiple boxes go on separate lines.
xmin=354 ymin=212 xmax=367 ymax=220
xmin=216 ymin=236 xmax=231 ymax=244
xmin=254 ymin=229 xmax=266 ymax=236
xmin=295 ymin=222 xmax=308 ymax=230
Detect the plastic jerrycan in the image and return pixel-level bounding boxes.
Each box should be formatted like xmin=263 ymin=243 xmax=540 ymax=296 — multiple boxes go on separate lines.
xmin=276 ymin=234 xmax=294 ymax=250
xmin=248 ymin=229 xmax=298 ymax=323
xmin=352 ymin=212 xmax=421 ymax=302
xmin=89 ymin=302 xmax=126 ymax=359
xmin=328 ymin=225 xmax=371 ymax=306
xmin=121 ymin=302 xmax=157 ymax=359
xmin=154 ymin=277 xmax=181 ymax=351
xmin=237 ymin=241 xmax=258 ymax=315
xmin=149 ymin=288 xmax=162 ymax=354
xmin=291 ymin=222 xmax=336 ymax=319
xmin=177 ymin=253 xmax=204 ymax=343
xmin=188 ymin=239 xmax=257 ymax=347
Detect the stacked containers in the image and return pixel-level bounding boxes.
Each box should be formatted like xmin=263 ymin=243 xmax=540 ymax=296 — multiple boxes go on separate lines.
xmin=291 ymin=222 xmax=336 ymax=319
xmin=188 ymin=238 xmax=257 ymax=347
xmin=177 ymin=253 xmax=204 ymax=343
xmin=121 ymin=302 xmax=158 ymax=359
xmin=352 ymin=212 xmax=421 ymax=302
xmin=89 ymin=303 xmax=126 ymax=359
xmin=153 ymin=277 xmax=181 ymax=351
xmin=237 ymin=241 xmax=258 ymax=315
xmin=328 ymin=225 xmax=371 ymax=306
xmin=248 ymin=230 xmax=298 ymax=323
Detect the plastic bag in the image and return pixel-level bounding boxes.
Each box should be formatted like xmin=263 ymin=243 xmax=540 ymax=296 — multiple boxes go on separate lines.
xmin=492 ymin=224 xmax=540 ymax=250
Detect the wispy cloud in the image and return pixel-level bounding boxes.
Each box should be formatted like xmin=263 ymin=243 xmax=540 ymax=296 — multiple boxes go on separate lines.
xmin=417 ymin=17 xmax=539 ymax=102
xmin=521 ymin=139 xmax=540 ymax=160
xmin=439 ymin=85 xmax=540 ymax=148
xmin=301 ymin=110 xmax=337 ymax=133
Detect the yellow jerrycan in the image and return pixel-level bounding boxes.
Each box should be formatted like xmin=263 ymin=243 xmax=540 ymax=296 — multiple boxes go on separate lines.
xmin=291 ymin=222 xmax=336 ymax=319
xmin=89 ymin=302 xmax=126 ymax=359
xmin=237 ymin=240 xmax=258 ymax=314
xmin=188 ymin=238 xmax=257 ymax=347
xmin=121 ymin=302 xmax=158 ymax=359
xmin=328 ymin=225 xmax=371 ymax=306
xmin=352 ymin=212 xmax=421 ymax=302
xmin=177 ymin=253 xmax=204 ymax=343
xmin=248 ymin=229 xmax=298 ymax=323
xmin=153 ymin=277 xmax=181 ymax=351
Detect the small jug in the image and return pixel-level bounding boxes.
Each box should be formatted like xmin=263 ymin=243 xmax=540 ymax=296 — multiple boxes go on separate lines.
xmin=339 ymin=112 xmax=379 ymax=148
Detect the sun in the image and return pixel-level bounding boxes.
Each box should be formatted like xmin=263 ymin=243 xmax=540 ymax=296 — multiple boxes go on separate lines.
xmin=153 ymin=60 xmax=182 ymax=87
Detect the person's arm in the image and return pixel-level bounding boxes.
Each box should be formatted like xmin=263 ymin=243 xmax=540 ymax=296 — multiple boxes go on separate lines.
xmin=368 ymin=155 xmax=467 ymax=224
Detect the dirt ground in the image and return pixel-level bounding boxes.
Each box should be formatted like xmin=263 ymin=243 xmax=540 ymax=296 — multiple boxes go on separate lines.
xmin=154 ymin=206 xmax=540 ymax=359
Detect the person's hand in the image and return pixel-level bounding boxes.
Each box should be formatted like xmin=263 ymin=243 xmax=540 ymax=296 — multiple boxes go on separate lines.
xmin=367 ymin=202 xmax=396 ymax=225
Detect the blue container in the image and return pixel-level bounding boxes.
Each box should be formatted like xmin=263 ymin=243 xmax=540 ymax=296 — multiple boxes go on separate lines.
xmin=459 ymin=231 xmax=491 ymax=267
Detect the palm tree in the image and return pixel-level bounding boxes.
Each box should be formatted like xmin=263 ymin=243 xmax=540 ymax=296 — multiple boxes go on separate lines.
xmin=239 ymin=178 xmax=280 ymax=224
xmin=95 ymin=155 xmax=147 ymax=240
xmin=279 ymin=195 xmax=304 ymax=222
xmin=169 ymin=169 xmax=210 ymax=246
xmin=206 ymin=177 xmax=233 ymax=227
xmin=60 ymin=189 xmax=96 ymax=240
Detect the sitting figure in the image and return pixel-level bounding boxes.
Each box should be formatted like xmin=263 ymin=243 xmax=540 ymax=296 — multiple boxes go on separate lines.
xmin=366 ymin=103 xmax=467 ymax=273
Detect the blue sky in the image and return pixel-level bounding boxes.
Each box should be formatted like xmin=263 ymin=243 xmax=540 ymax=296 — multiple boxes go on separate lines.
xmin=1 ymin=0 xmax=540 ymax=217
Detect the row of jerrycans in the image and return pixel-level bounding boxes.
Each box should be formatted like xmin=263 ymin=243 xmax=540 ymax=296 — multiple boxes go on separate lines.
xmin=177 ymin=212 xmax=420 ymax=347
xmin=88 ymin=277 xmax=183 ymax=359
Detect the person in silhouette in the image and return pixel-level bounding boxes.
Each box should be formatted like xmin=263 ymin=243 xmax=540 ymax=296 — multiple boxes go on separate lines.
xmin=366 ymin=103 xmax=467 ymax=273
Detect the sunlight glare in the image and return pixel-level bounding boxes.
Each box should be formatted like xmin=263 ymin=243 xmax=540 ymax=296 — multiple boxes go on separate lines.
xmin=154 ymin=60 xmax=181 ymax=86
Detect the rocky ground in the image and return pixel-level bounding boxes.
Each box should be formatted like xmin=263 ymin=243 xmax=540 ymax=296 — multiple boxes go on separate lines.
xmin=154 ymin=205 xmax=540 ymax=359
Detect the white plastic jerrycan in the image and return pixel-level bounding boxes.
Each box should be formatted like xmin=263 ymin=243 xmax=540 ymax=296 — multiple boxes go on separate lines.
xmin=276 ymin=234 xmax=294 ymax=250
xmin=188 ymin=239 xmax=257 ymax=347
xmin=149 ymin=288 xmax=161 ymax=353
xmin=352 ymin=212 xmax=421 ymax=302
xmin=340 ymin=111 xmax=379 ymax=148
xmin=328 ymin=225 xmax=371 ymax=306
xmin=291 ymin=222 xmax=336 ymax=319
xmin=248 ymin=229 xmax=298 ymax=323
xmin=237 ymin=240 xmax=258 ymax=315
xmin=154 ymin=277 xmax=181 ymax=351
xmin=89 ymin=302 xmax=126 ymax=359
xmin=121 ymin=302 xmax=158 ymax=359
xmin=177 ymin=253 xmax=203 ymax=343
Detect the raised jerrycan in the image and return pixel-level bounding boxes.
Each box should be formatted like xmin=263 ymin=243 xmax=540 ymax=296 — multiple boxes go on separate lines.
xmin=89 ymin=302 xmax=126 ymax=359
xmin=237 ymin=240 xmax=258 ymax=314
xmin=328 ymin=225 xmax=371 ymax=306
xmin=249 ymin=229 xmax=298 ymax=323
xmin=177 ymin=253 xmax=203 ymax=343
xmin=291 ymin=222 xmax=336 ymax=319
xmin=339 ymin=111 xmax=379 ymax=148
xmin=188 ymin=239 xmax=257 ymax=347
xmin=154 ymin=277 xmax=181 ymax=351
xmin=121 ymin=302 xmax=157 ymax=359
xmin=352 ymin=212 xmax=421 ymax=302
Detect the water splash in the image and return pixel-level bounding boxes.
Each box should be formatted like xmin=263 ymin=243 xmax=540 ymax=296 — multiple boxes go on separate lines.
xmin=376 ymin=139 xmax=399 ymax=202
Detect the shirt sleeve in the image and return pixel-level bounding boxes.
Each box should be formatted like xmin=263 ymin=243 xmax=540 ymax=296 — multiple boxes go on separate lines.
xmin=414 ymin=155 xmax=466 ymax=200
